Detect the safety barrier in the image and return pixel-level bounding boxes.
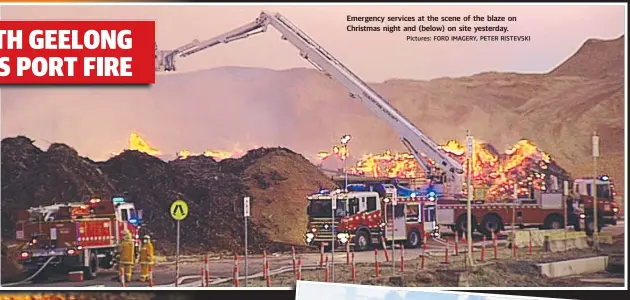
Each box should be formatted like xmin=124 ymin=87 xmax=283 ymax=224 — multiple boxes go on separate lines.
xmin=508 ymin=229 xmax=566 ymax=248
xmin=596 ymin=232 xmax=614 ymax=245
xmin=537 ymin=256 xmax=609 ymax=278
xmin=150 ymin=230 xmax=606 ymax=288
xmin=543 ymin=232 xmax=589 ymax=252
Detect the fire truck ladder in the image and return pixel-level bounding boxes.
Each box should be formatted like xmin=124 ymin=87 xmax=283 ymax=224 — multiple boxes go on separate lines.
xmin=155 ymin=39 xmax=201 ymax=72
xmin=156 ymin=11 xmax=465 ymax=195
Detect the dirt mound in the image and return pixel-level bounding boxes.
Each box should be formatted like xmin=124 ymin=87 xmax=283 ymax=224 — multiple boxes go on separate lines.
xmin=1 ymin=243 xmax=23 ymax=282
xmin=238 ymin=148 xmax=334 ymax=245
xmin=1 ymin=136 xmax=116 ymax=239
xmin=549 ymin=35 xmax=624 ymax=79
xmin=1 ymin=137 xmax=335 ymax=257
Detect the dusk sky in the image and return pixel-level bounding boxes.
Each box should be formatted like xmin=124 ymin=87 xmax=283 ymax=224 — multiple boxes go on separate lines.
xmin=0 ymin=4 xmax=625 ymax=81
xmin=0 ymin=4 xmax=626 ymax=161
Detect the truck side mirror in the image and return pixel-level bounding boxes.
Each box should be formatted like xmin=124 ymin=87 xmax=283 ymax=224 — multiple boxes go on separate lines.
xmin=306 ymin=206 xmax=311 ymax=214
xmin=137 ymin=209 xmax=144 ymax=221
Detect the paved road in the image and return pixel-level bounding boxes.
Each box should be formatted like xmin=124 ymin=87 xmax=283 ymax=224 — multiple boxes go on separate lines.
xmin=9 ymin=222 xmax=624 ymax=287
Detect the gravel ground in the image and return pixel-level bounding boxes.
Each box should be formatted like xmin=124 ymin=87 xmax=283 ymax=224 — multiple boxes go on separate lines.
xmin=218 ymin=238 xmax=625 ymax=287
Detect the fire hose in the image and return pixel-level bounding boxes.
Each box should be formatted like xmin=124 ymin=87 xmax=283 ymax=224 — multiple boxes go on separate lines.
xmin=3 ymin=256 xmax=56 ymax=287
xmin=158 ymin=244 xmax=453 ymax=287
xmin=156 ymin=263 xmax=327 ymax=287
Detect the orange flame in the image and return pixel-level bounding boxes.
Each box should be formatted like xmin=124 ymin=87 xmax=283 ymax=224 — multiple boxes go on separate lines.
xmin=176 ymin=149 xmax=244 ymax=160
xmin=113 ymin=133 xmax=246 ymax=161
xmin=317 ymin=151 xmax=332 ymax=160
xmin=439 ymin=140 xmax=465 ymax=156
xmin=351 ymin=150 xmax=422 ymax=178
xmin=318 ymin=144 xmax=350 ymax=162
xmin=202 ymin=150 xmax=235 ymax=160
xmin=325 ymin=138 xmax=557 ymax=201
xmin=129 ymin=132 xmax=161 ymax=156
xmin=111 ymin=132 xmax=161 ymax=157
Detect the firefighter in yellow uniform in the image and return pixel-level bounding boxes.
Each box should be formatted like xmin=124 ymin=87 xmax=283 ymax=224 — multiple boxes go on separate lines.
xmin=139 ymin=235 xmax=155 ymax=282
xmin=118 ymin=230 xmax=135 ymax=282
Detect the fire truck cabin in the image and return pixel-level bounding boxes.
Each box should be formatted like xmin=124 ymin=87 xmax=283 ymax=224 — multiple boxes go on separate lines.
xmin=305 ymin=185 xmax=438 ymax=251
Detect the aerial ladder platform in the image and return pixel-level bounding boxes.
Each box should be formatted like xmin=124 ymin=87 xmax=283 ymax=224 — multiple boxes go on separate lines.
xmin=155 ymin=11 xmax=465 ymax=196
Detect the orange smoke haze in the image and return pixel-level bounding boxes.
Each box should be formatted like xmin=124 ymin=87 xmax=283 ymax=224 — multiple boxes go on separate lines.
xmin=113 ymin=132 xmax=568 ymax=201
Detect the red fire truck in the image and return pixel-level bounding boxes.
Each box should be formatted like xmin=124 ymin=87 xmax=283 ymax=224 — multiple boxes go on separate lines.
xmin=570 ymin=176 xmax=620 ymax=232
xmin=435 ymin=175 xmax=620 ymax=237
xmin=437 ymin=193 xmax=570 ymax=237
xmin=304 ymin=185 xmax=438 ymax=251
xmin=15 ymin=196 xmax=143 ymax=280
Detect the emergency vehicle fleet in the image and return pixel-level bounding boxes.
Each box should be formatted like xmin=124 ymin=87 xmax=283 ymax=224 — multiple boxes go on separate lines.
xmin=304 ymin=177 xmax=619 ymax=251
xmin=15 ymin=196 xmax=143 ymax=280
xmin=152 ymin=11 xmax=620 ymax=250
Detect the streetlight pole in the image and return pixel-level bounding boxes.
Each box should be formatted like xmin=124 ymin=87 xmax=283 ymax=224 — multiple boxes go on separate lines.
xmin=392 ymin=194 xmax=397 ymax=276
xmin=334 ymin=135 xmax=351 ymax=283
xmin=465 ymin=131 xmax=475 ymax=268
xmin=341 ymin=134 xmax=352 ymax=191
xmin=331 ymin=192 xmax=337 ymax=282
xmin=592 ymin=132 xmax=600 ymax=250
xmin=344 ymin=156 xmax=348 ymax=190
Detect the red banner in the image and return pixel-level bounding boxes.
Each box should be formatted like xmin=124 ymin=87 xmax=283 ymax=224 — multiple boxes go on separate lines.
xmin=0 ymin=20 xmax=155 ymax=85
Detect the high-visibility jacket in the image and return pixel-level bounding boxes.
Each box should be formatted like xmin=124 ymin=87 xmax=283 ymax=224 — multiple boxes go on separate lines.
xmin=118 ymin=232 xmax=135 ymax=265
xmin=139 ymin=241 xmax=154 ymax=265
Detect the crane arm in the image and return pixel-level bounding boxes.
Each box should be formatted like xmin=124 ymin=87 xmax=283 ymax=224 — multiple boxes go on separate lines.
xmin=166 ymin=11 xmax=465 ymax=194
xmin=155 ymin=39 xmax=202 ymax=72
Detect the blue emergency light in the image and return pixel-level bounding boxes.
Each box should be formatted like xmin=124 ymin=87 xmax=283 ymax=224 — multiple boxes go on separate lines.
xmin=317 ymin=188 xmax=330 ymax=195
xmin=347 ymin=184 xmax=367 ymax=192
xmin=112 ymin=197 xmax=126 ymax=205
xmin=427 ymin=191 xmax=437 ymax=201
xmin=128 ymin=217 xmax=138 ymax=225
xmin=600 ymin=175 xmax=610 ymax=181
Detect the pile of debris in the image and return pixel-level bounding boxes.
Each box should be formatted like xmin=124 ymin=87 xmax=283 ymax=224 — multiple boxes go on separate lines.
xmin=338 ymin=138 xmax=571 ymax=201
xmin=1 ymin=137 xmax=116 ymax=238
xmin=1 ymin=136 xmax=335 ymax=257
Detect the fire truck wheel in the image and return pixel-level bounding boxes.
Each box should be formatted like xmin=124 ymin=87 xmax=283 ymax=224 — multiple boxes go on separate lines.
xmin=480 ymin=214 xmax=502 ymax=237
xmin=405 ymin=230 xmax=421 ymax=249
xmin=83 ymin=252 xmax=99 ymax=280
xmin=354 ymin=230 xmax=371 ymax=252
xmin=543 ymin=215 xmax=564 ymax=230
xmin=455 ymin=215 xmax=476 ymax=237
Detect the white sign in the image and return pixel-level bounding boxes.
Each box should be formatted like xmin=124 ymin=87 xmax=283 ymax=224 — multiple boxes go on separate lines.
xmin=466 ymin=135 xmax=474 ymax=158
xmin=592 ymin=135 xmax=600 ymax=158
xmin=243 ymin=197 xmax=250 ymax=217
xmin=331 ymin=194 xmax=337 ymax=210
xmin=563 ymin=180 xmax=570 ymax=196
xmin=50 ymin=228 xmax=57 ymax=240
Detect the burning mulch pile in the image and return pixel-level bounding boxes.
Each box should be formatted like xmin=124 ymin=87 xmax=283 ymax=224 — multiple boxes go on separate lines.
xmin=1 ymin=136 xmax=335 ymax=259
xmin=1 ymin=138 xmax=116 ymax=239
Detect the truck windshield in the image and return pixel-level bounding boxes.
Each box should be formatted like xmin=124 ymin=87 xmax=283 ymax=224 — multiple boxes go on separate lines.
xmin=308 ymin=200 xmax=346 ymax=218
xmin=597 ymin=184 xmax=611 ymax=199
